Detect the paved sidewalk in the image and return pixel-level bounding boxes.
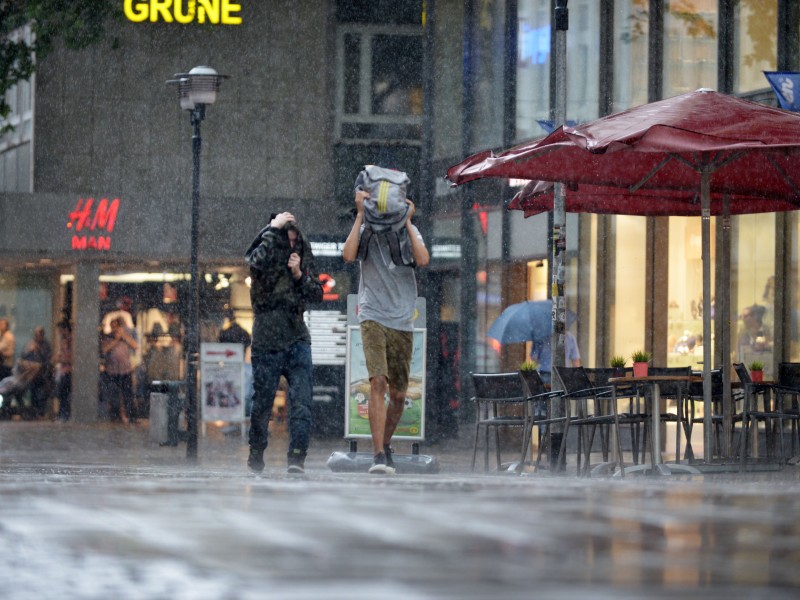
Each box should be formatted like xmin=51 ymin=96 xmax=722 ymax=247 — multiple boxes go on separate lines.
xmin=2 ymin=420 xmax=800 ymax=599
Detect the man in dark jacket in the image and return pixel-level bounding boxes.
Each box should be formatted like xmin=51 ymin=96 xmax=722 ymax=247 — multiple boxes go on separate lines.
xmin=245 ymin=211 xmax=322 ymax=474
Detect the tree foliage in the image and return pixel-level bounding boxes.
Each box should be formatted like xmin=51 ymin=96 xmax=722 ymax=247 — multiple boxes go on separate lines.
xmin=1 ymin=0 xmax=118 ymax=126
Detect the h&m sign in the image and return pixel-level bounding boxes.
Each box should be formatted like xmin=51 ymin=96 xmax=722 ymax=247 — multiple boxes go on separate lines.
xmin=67 ymin=197 xmax=120 ymax=251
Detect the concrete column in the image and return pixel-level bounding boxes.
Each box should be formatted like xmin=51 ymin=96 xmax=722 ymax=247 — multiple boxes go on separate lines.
xmin=72 ymin=262 xmax=100 ymax=423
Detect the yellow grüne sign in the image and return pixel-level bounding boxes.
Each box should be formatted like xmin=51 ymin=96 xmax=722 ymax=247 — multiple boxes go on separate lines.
xmin=123 ymin=0 xmax=242 ymax=25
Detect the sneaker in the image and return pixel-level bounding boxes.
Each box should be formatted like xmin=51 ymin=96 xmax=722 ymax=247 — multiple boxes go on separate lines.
xmin=383 ymin=445 xmax=395 ymax=470
xmin=247 ymin=447 xmax=265 ymax=473
xmin=368 ymin=452 xmax=396 ymax=475
xmin=287 ymin=455 xmax=305 ymax=475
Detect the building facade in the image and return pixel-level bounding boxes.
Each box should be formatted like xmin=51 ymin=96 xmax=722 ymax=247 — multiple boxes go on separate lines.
xmin=1 ymin=1 xmax=799 ymax=435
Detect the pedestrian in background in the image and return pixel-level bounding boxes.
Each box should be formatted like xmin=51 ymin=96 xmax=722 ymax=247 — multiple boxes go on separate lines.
xmin=245 ymin=212 xmax=322 ymax=474
xmin=0 ymin=317 xmax=14 ymax=382
xmin=55 ymin=317 xmax=73 ymax=420
xmin=101 ymin=317 xmax=138 ymax=423
xmin=19 ymin=326 xmax=53 ymax=419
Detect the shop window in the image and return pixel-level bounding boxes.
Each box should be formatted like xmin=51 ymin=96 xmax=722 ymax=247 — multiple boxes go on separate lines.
xmin=612 ymin=216 xmax=646 ymax=361
xmin=733 ymin=214 xmax=775 ymax=378
xmin=335 ymin=24 xmax=423 ymax=142
xmin=566 ymin=0 xmax=600 ymax=122
xmin=734 ymin=0 xmax=777 ymax=94
xmin=667 ymin=217 xmax=715 ymax=369
xmin=613 ymin=0 xmax=649 ymax=112
xmin=663 ymin=0 xmax=718 ymax=96
xmin=517 ymin=0 xmax=550 ymax=141
xmin=0 ymin=24 xmax=34 ymax=193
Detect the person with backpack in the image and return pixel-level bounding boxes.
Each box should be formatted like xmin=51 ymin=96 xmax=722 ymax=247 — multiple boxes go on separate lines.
xmin=245 ymin=212 xmax=323 ymax=474
xmin=342 ymin=166 xmax=430 ymax=474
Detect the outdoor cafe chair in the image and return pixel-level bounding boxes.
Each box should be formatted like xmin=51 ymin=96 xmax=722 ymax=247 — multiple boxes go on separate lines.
xmin=776 ymin=363 xmax=800 ymax=454
xmin=469 ymin=372 xmax=531 ymax=472
xmin=552 ymin=366 xmax=625 ymax=477
xmin=735 ymin=362 xmax=788 ymax=466
xmin=517 ymin=369 xmax=565 ymax=473
xmin=586 ymin=367 xmax=646 ymax=465
xmin=687 ymin=368 xmax=744 ymax=460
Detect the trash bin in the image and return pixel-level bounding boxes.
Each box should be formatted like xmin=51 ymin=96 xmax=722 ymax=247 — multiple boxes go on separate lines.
xmin=149 ymin=380 xmax=186 ymax=446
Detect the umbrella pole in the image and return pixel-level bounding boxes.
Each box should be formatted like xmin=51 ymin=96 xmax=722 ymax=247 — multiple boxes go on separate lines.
xmin=721 ymin=195 xmax=733 ymax=459
xmin=701 ymin=168 xmax=713 ymax=462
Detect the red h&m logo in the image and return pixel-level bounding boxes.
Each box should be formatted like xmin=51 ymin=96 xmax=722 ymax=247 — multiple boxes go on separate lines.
xmin=67 ymin=197 xmax=120 ymax=251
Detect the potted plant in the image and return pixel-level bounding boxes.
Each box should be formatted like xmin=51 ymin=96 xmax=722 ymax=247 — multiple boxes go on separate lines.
xmin=631 ymin=350 xmax=651 ymax=377
xmin=610 ymin=355 xmax=627 ymax=378
xmin=749 ymin=361 xmax=764 ymax=383
xmin=519 ymin=359 xmax=541 ymax=395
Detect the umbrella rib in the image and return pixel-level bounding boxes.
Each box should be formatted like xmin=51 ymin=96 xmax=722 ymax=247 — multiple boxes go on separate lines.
xmin=629 ymin=155 xmax=674 ymax=192
xmin=766 ymin=154 xmax=800 ymax=197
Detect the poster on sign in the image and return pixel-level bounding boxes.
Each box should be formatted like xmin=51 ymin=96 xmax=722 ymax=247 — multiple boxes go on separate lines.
xmin=344 ymin=295 xmax=427 ymax=441
xmin=200 ymin=343 xmax=245 ymax=424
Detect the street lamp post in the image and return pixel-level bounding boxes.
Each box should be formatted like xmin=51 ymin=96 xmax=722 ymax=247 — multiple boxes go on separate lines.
xmin=167 ymin=66 xmax=228 ymax=460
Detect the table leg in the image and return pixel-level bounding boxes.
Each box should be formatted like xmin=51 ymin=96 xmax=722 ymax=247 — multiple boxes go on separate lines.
xmin=617 ymin=382 xmax=700 ymax=477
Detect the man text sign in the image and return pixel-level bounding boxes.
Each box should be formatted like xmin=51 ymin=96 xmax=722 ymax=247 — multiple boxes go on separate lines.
xmin=124 ymin=0 xmax=242 ymax=25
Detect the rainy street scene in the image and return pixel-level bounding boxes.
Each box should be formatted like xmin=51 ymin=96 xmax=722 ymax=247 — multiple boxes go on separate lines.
xmin=3 ymin=1 xmax=800 ymax=598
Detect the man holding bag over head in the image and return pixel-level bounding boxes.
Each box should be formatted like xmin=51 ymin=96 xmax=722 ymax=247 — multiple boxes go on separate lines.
xmin=343 ymin=166 xmax=429 ymax=474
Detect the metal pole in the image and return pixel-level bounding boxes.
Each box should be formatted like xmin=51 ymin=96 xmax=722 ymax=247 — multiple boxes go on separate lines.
xmin=721 ymin=195 xmax=732 ymax=458
xmin=701 ymin=166 xmax=713 ymax=462
xmin=549 ymin=0 xmax=569 ymax=471
xmin=186 ymin=104 xmax=205 ymax=460
xmin=459 ymin=0 xmax=477 ymax=419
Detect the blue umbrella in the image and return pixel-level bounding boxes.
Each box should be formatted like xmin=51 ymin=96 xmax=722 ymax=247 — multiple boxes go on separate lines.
xmin=487 ymin=301 xmax=552 ymax=344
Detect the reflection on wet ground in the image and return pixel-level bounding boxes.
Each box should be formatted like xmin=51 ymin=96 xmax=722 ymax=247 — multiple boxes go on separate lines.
xmin=1 ymin=422 xmax=800 ymax=599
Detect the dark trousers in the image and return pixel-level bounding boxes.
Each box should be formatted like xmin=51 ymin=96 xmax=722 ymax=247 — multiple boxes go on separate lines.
xmin=57 ymin=372 xmax=72 ymax=420
xmin=249 ymin=341 xmax=313 ymax=457
xmin=105 ymin=372 xmax=135 ymax=422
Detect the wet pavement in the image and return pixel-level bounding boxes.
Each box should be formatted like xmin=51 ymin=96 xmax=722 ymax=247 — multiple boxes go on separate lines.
xmin=2 ymin=420 xmax=800 ymax=599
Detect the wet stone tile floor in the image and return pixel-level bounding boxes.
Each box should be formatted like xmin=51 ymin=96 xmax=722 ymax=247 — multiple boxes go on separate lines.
xmin=1 ymin=421 xmax=799 ymax=599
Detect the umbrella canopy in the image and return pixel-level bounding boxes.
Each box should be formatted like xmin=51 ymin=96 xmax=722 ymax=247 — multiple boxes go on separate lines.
xmin=487 ymin=301 xmax=552 ymax=344
xmin=447 ymin=89 xmax=800 ymax=205
xmin=508 ymin=180 xmax=800 ymax=217
xmin=446 ymin=89 xmax=800 ymax=463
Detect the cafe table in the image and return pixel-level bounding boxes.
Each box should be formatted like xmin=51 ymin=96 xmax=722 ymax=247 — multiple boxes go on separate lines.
xmin=608 ymin=375 xmax=702 ymax=476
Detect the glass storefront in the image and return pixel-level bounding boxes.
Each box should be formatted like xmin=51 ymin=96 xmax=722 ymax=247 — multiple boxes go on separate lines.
xmin=612 ymin=216 xmax=647 ymax=362
xmin=667 ymin=217 xmax=715 ymax=369
xmin=735 ymin=0 xmax=777 ymax=94
xmin=516 ymin=0 xmax=551 ymax=141
xmin=663 ymin=0 xmax=718 ymax=96
xmin=613 ymin=0 xmax=649 ymax=112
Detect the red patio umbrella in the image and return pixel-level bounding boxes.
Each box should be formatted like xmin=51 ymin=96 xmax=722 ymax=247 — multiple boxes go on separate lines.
xmin=446 ymin=89 xmax=800 ymax=463
xmin=508 ymin=180 xmax=800 ymax=217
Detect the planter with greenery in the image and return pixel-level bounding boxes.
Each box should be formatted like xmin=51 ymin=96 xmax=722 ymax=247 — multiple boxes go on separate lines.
xmin=519 ymin=359 xmax=542 ymax=396
xmin=610 ymin=355 xmax=627 ymax=378
xmin=749 ymin=361 xmax=765 ymax=383
xmin=631 ymin=350 xmax=650 ymax=377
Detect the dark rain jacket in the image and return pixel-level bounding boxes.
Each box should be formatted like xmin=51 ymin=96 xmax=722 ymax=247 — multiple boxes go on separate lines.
xmin=245 ymin=224 xmax=323 ymax=353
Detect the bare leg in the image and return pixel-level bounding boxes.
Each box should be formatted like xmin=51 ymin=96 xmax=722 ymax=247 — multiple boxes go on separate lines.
xmin=383 ymin=388 xmax=406 ymax=447
xmin=368 ymin=375 xmax=388 ymax=454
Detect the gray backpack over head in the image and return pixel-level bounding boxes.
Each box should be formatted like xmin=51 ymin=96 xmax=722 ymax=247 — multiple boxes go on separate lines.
xmin=354 ymin=165 xmax=415 ymax=267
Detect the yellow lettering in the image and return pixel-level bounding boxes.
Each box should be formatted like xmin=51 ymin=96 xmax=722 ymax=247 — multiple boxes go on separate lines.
xmin=197 ymin=0 xmax=220 ymax=24
xmin=124 ymin=0 xmax=149 ymax=22
xmin=221 ymin=0 xmax=242 ymax=25
xmin=173 ymin=0 xmax=196 ymax=24
xmin=150 ymin=0 xmax=174 ymax=23
xmin=124 ymin=0 xmax=241 ymax=25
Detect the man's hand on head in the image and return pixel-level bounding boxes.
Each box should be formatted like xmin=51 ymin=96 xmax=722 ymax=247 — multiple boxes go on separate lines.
xmin=270 ymin=212 xmax=296 ymax=229
xmin=354 ymin=190 xmax=370 ymax=215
